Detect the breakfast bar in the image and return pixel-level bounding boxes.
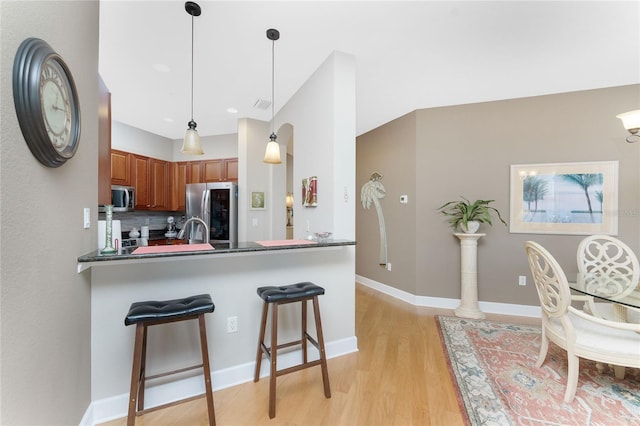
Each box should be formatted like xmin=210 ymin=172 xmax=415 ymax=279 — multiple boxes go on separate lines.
xmin=78 ymin=239 xmax=357 ymax=421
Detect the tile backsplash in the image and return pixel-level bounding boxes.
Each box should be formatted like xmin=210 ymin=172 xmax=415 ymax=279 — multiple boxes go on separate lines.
xmin=99 ymin=210 xmax=185 ymax=233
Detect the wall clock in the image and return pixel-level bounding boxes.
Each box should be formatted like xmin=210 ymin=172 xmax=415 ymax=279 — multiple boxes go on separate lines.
xmin=13 ymin=37 xmax=81 ymax=168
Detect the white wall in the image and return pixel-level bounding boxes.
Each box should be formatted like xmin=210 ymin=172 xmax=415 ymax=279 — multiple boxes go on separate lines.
xmin=278 ymin=51 xmax=357 ymax=240
xmin=172 ymin=132 xmax=239 ymax=162
xmin=237 ymin=51 xmax=356 ymax=243
xmin=112 ymin=120 xmax=238 ymax=162
xmin=112 ymin=120 xmax=173 ymax=160
xmin=238 ymin=118 xmax=279 ymax=242
xmin=0 ymin=1 xmax=98 ymax=424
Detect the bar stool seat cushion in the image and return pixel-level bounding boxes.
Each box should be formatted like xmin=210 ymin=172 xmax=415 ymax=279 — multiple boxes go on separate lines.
xmin=257 ymin=282 xmax=325 ymax=303
xmin=125 ymin=294 xmax=215 ymax=326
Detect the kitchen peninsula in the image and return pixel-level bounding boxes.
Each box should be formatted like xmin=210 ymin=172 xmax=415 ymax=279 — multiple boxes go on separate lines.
xmin=78 ymin=239 xmax=357 ymax=421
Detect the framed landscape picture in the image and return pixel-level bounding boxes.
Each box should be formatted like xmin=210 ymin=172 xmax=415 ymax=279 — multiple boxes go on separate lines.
xmin=250 ymin=191 xmax=266 ymax=210
xmin=509 ymin=161 xmax=618 ymax=235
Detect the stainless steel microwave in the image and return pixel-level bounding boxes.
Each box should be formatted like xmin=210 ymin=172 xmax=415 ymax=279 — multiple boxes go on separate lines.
xmin=100 ymin=185 xmax=135 ymax=212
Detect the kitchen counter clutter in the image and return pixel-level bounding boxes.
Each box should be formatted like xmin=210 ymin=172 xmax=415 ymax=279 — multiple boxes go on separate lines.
xmin=78 ymin=239 xmax=356 ymax=270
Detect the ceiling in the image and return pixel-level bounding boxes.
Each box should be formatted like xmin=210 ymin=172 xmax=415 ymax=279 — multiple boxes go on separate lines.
xmin=99 ymin=1 xmax=640 ymax=141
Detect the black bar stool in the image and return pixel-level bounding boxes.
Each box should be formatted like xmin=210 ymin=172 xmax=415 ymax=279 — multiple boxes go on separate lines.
xmin=124 ymin=294 xmax=216 ymax=426
xmin=253 ymin=282 xmax=331 ymax=418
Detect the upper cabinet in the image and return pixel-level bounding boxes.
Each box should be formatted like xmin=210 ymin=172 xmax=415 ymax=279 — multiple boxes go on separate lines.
xmin=225 ymin=158 xmax=238 ymax=181
xmin=132 ymin=154 xmax=168 ymax=210
xmin=111 ymin=149 xmax=237 ymax=212
xmin=200 ymin=158 xmax=238 ymax=183
xmin=111 ymin=149 xmax=131 ymax=186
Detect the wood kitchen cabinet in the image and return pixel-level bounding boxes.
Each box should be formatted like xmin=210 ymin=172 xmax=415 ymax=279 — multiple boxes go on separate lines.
xmin=169 ymin=162 xmax=188 ymax=211
xmin=202 ymin=158 xmax=238 ymax=182
xmin=187 ymin=161 xmax=203 ymax=184
xmin=224 ymin=158 xmax=238 ymax=181
xmin=111 ymin=149 xmax=131 ymax=186
xmin=179 ymin=158 xmax=238 ymax=183
xmin=111 ymin=149 xmax=237 ymax=211
xmin=132 ymin=154 xmax=168 ymax=210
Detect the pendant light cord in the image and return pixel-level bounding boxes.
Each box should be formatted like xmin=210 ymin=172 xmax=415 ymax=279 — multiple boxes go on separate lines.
xmin=190 ymin=13 xmax=195 ymax=122
xmin=271 ymin=37 xmax=275 ymax=134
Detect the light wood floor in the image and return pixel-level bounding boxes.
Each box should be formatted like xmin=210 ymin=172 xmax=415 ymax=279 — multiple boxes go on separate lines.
xmin=101 ymin=283 xmax=539 ymax=426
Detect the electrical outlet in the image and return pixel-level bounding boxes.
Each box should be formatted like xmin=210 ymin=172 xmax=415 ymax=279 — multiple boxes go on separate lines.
xmin=227 ymin=316 xmax=238 ymax=333
xmin=518 ymin=275 xmax=527 ymax=286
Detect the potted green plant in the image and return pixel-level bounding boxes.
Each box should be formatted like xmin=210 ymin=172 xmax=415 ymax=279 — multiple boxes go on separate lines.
xmin=437 ymin=196 xmax=507 ymax=233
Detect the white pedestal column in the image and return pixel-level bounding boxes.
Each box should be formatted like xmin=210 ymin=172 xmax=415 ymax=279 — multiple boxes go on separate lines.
xmin=454 ymin=233 xmax=486 ymax=319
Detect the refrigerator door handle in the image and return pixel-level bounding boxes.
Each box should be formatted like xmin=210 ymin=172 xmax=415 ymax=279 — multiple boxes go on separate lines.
xmin=202 ymin=189 xmax=211 ymax=231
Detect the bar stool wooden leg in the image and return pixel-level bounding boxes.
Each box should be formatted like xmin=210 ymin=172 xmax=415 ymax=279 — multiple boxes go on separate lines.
xmin=302 ymin=299 xmax=308 ymax=363
xmin=269 ymin=302 xmax=279 ymax=419
xmin=254 ymin=302 xmax=269 ymax=382
xmin=198 ymin=314 xmax=216 ymax=426
xmin=137 ymin=325 xmax=148 ymax=413
xmin=313 ymin=296 xmax=331 ymax=398
xmin=127 ymin=324 xmax=145 ymax=426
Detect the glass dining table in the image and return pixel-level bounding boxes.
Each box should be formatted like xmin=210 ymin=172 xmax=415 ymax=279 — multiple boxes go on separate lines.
xmin=569 ymin=272 xmax=640 ymax=322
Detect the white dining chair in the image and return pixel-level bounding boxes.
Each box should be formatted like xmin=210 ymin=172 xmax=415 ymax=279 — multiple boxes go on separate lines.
xmin=577 ymin=234 xmax=640 ymax=323
xmin=525 ymin=241 xmax=640 ymax=403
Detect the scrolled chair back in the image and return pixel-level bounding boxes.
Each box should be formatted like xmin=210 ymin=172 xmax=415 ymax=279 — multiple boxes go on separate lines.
xmin=524 ymin=241 xmax=572 ymax=318
xmin=577 ymin=235 xmax=640 ymax=299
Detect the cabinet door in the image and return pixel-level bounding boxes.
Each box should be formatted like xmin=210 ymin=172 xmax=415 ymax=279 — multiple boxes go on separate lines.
xmin=187 ymin=161 xmax=203 ymax=184
xmin=150 ymin=158 xmax=168 ymax=210
xmin=133 ymin=155 xmax=150 ymax=209
xmin=170 ymin=162 xmax=188 ymax=211
xmin=202 ymin=159 xmax=224 ymax=182
xmin=111 ymin=150 xmax=131 ymax=186
xmin=225 ymin=158 xmax=238 ymax=182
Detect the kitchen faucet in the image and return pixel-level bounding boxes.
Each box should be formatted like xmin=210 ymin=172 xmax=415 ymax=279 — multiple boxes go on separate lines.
xmin=177 ymin=216 xmax=210 ymax=244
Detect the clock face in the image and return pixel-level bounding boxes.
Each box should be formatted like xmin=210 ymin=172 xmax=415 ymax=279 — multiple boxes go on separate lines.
xmin=41 ymin=58 xmax=75 ymax=152
xmin=13 ymin=38 xmax=81 ymax=168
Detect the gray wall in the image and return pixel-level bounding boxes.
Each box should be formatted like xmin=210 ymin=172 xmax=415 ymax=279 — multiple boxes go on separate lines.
xmin=357 ymin=84 xmax=640 ymax=306
xmin=1 ymin=1 xmax=98 ymax=424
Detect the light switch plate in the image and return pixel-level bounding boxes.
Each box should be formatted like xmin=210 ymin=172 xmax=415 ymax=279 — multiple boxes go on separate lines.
xmin=83 ymin=207 xmax=91 ymax=229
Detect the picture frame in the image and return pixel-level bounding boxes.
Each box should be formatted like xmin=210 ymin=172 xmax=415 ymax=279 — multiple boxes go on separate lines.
xmin=250 ymin=191 xmax=266 ymax=210
xmin=302 ymin=176 xmax=318 ymax=207
xmin=509 ymin=161 xmax=618 ymax=235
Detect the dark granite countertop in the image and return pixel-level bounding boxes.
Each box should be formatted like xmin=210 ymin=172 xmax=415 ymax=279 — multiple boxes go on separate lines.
xmin=78 ymin=239 xmax=356 ymax=264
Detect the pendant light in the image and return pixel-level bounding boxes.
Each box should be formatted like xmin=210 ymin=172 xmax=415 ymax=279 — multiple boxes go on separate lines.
xmin=263 ymin=28 xmax=282 ymax=164
xmin=181 ymin=1 xmax=204 ymax=155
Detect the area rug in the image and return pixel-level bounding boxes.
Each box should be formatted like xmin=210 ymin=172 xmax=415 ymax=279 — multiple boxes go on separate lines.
xmin=436 ymin=315 xmax=640 ymax=426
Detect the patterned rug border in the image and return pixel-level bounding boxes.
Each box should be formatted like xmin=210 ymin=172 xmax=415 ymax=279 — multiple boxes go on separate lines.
xmin=435 ymin=315 xmax=640 ymax=426
xmin=435 ymin=315 xmax=474 ymax=426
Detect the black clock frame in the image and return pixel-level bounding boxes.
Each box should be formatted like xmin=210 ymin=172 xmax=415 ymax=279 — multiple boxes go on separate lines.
xmin=13 ymin=37 xmax=81 ymax=168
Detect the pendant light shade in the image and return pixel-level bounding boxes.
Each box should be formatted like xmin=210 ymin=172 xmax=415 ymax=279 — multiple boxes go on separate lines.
xmin=264 ymin=133 xmax=281 ymax=164
xmin=183 ymin=120 xmax=203 ymax=155
xmin=181 ymin=1 xmax=204 ymax=155
xmin=263 ymin=28 xmax=282 ymax=164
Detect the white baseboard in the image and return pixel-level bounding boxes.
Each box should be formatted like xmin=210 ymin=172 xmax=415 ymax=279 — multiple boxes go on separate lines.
xmin=83 ymin=337 xmax=357 ymax=426
xmin=355 ymin=275 xmax=541 ymax=318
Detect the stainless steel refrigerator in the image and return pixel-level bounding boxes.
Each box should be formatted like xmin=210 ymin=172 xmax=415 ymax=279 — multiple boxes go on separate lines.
xmin=185 ymin=182 xmax=238 ymax=244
